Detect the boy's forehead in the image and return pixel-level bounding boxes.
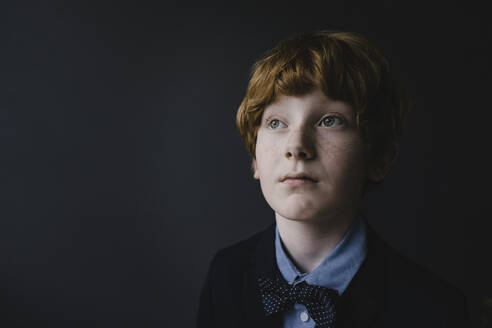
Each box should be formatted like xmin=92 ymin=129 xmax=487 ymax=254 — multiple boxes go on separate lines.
xmin=264 ymin=90 xmax=355 ymax=116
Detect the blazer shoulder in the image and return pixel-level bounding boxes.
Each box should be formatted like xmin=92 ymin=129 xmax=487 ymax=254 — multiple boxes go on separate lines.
xmin=365 ymin=224 xmax=464 ymax=299
xmin=384 ymin=242 xmax=464 ymax=298
xmin=210 ymin=223 xmax=274 ymax=273
xmin=379 ymin=239 xmax=469 ymax=324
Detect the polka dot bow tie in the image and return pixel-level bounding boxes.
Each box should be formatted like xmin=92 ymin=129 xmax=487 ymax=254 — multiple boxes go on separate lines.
xmin=258 ymin=275 xmax=338 ymax=328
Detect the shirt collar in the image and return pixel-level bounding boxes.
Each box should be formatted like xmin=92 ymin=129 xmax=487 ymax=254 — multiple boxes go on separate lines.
xmin=275 ymin=214 xmax=367 ymax=295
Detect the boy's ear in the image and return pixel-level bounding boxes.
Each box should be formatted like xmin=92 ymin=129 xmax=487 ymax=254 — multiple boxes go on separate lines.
xmin=368 ymin=143 xmax=398 ymax=182
xmin=252 ymin=159 xmax=260 ymax=180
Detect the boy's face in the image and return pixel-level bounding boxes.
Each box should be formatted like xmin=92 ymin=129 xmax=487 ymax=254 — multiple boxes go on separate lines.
xmin=253 ymin=89 xmax=372 ymax=223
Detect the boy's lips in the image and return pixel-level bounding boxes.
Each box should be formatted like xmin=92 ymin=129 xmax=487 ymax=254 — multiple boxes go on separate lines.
xmin=279 ymin=173 xmax=318 ymax=183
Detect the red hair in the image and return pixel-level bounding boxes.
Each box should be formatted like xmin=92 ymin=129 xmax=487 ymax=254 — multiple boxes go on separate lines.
xmin=236 ymin=31 xmax=410 ymax=169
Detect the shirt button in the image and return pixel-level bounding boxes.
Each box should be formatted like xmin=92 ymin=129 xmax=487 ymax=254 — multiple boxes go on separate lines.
xmin=300 ymin=311 xmax=309 ymax=322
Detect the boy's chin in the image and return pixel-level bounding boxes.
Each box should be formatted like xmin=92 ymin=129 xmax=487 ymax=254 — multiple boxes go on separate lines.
xmin=272 ymin=199 xmax=350 ymax=224
xmin=274 ymin=206 xmax=328 ymax=223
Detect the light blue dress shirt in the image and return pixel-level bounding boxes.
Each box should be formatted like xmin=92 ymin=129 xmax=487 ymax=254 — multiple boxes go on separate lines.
xmin=275 ymin=215 xmax=367 ymax=327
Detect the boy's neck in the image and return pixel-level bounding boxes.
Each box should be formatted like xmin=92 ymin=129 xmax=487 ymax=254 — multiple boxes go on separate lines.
xmin=275 ymin=209 xmax=358 ymax=273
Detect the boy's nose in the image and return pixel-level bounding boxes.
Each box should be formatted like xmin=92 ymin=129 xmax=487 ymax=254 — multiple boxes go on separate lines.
xmin=284 ymin=129 xmax=314 ymax=160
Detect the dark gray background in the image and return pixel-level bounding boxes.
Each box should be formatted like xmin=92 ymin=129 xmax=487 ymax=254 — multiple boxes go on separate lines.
xmin=1 ymin=1 xmax=491 ymax=327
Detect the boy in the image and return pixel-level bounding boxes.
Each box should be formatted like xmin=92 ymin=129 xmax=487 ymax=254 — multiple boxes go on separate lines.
xmin=196 ymin=31 xmax=468 ymax=328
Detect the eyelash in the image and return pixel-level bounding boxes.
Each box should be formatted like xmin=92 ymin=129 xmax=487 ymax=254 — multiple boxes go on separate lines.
xmin=267 ymin=119 xmax=285 ymax=129
xmin=266 ymin=115 xmax=344 ymax=129
xmin=319 ymin=115 xmax=344 ymax=127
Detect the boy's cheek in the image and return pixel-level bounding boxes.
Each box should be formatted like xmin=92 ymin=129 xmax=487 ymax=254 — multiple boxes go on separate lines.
xmin=252 ymin=159 xmax=260 ymax=180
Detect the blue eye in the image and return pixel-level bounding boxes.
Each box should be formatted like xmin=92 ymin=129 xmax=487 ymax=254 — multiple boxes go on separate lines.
xmin=269 ymin=119 xmax=285 ymax=129
xmin=320 ymin=116 xmax=343 ymax=127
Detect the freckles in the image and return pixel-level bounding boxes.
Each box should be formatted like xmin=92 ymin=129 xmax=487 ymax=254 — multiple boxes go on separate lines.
xmin=320 ymin=133 xmax=364 ymax=153
xmin=317 ymin=139 xmax=345 ymax=160
xmin=259 ymin=136 xmax=279 ymax=155
xmin=255 ymin=135 xmax=280 ymax=171
xmin=317 ymin=137 xmax=366 ymax=173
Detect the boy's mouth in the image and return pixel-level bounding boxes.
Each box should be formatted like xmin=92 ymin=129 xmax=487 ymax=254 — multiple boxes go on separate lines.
xmin=280 ymin=173 xmax=318 ymax=183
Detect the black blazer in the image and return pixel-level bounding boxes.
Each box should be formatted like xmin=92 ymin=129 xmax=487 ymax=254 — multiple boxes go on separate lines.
xmin=196 ymin=221 xmax=469 ymax=328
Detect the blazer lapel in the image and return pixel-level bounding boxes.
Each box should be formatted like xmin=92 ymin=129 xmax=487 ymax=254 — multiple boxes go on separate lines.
xmin=338 ymin=223 xmax=387 ymax=328
xmin=241 ymin=223 xmax=283 ymax=328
